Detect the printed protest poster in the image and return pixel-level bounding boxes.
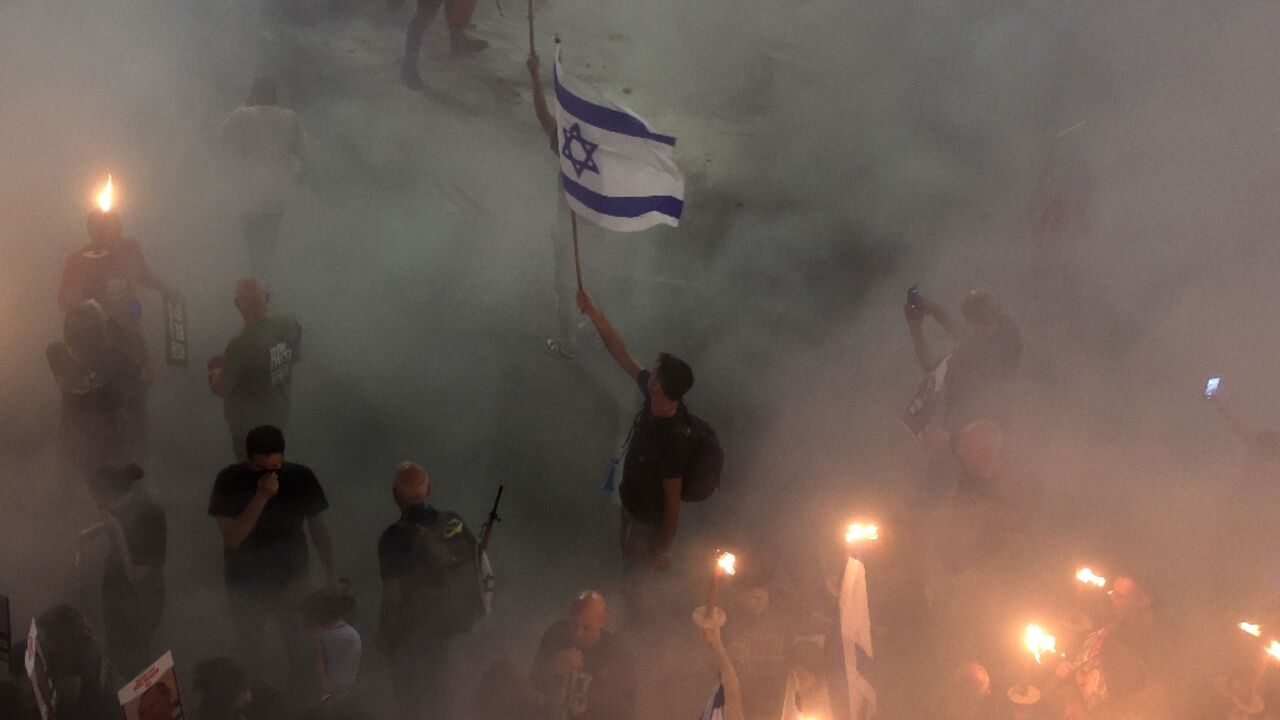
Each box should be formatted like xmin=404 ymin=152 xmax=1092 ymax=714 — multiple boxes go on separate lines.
xmin=901 ymin=354 xmax=950 ymax=441
xmin=25 ymin=619 xmax=55 ymax=720
xmin=163 ymin=296 xmax=189 ymax=367
xmin=118 ymin=650 xmax=184 ymax=720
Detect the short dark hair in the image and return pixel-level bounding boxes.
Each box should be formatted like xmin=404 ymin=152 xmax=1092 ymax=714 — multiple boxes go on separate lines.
xmin=245 ymin=425 xmax=285 ymax=459
xmin=301 ymin=583 xmax=356 ymax=626
xmin=655 ymin=353 xmax=694 ymax=401
xmin=90 ymin=463 xmax=144 ymax=504
xmin=246 ymin=76 xmax=278 ymax=106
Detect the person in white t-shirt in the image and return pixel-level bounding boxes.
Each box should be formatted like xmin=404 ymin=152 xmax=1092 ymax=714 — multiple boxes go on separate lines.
xmin=219 ymin=78 xmax=312 ymax=275
xmin=301 ymin=583 xmax=362 ymax=705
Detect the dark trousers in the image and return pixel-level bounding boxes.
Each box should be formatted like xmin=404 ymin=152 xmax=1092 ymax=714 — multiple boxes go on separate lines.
xmin=104 ymin=593 xmax=162 ymax=680
xmin=403 ymin=0 xmax=468 ymax=71
xmin=240 ymin=211 xmax=284 ymax=274
xmin=619 ymin=508 xmax=662 ymax=571
xmin=404 ymin=0 xmax=443 ymax=72
xmin=388 ymin=632 xmax=452 ymax=720
xmin=619 ymin=508 xmax=663 ymax=624
xmin=228 ymin=584 xmax=306 ymax=695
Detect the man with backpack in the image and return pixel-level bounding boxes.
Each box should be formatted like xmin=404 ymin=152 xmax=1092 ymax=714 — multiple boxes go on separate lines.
xmin=378 ymin=462 xmax=485 ymax=720
xmin=576 ymin=290 xmax=721 ymax=577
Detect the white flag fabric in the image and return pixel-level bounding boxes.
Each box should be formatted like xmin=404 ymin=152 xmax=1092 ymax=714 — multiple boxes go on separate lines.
xmin=554 ymin=47 xmax=685 ymax=232
xmin=839 ymin=557 xmax=877 ymax=720
xmin=778 ymin=671 xmax=802 ymax=720
xmin=698 ymin=682 xmax=726 ymax=720
xmin=477 ymin=548 xmax=495 ymax=615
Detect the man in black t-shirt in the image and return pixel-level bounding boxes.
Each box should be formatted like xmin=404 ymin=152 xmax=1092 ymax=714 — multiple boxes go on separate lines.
xmin=207 ymin=425 xmax=334 ymax=692
xmin=577 ymin=290 xmax=694 ymax=574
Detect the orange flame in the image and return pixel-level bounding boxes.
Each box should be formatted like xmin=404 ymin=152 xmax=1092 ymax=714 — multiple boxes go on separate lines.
xmin=96 ymin=175 xmax=114 ymax=213
xmin=1267 ymin=640 xmax=1280 ymax=662
xmin=1241 ymin=622 xmax=1262 ymax=638
xmin=717 ymin=551 xmax=737 ymax=576
xmin=1075 ymin=567 xmax=1106 ymax=588
xmin=845 ymin=523 xmax=880 ymax=544
xmin=1024 ymin=624 xmax=1057 ymax=664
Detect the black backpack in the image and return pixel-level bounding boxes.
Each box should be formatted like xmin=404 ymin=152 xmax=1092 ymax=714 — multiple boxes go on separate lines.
xmin=399 ymin=511 xmax=484 ymax=637
xmin=677 ymin=409 xmax=724 ymax=501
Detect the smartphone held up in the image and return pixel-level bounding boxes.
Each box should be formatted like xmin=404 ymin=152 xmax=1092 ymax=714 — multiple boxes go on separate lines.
xmin=1205 ymin=376 xmax=1221 ymax=400
xmin=907 ymin=285 xmax=921 ymax=311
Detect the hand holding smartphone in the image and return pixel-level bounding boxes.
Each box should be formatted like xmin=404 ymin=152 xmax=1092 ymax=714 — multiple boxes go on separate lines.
xmin=907 ymin=285 xmax=921 ymax=311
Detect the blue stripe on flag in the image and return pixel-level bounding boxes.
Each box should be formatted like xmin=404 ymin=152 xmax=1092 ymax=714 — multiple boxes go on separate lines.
xmin=561 ymin=173 xmax=684 ymax=220
xmin=554 ymin=65 xmax=676 ymax=146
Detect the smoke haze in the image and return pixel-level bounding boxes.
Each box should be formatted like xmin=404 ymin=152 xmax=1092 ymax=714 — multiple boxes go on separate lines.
xmin=4 ymin=0 xmax=1280 ymax=716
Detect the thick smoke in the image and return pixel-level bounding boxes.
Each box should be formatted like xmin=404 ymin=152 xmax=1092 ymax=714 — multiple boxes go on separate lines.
xmin=4 ymin=0 xmax=1280 ymax=717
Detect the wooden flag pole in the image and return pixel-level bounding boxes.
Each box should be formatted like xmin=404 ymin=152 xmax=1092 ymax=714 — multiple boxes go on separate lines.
xmin=527 ymin=0 xmax=535 ymax=54
xmin=571 ymin=211 xmax=583 ymax=292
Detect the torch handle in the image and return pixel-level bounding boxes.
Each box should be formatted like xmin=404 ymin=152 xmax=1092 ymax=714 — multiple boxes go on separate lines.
xmin=705 ymin=572 xmax=721 ymax=613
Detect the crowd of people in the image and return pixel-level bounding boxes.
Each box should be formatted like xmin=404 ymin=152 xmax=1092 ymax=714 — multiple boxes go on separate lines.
xmin=9 ymin=5 xmax=1280 ymax=720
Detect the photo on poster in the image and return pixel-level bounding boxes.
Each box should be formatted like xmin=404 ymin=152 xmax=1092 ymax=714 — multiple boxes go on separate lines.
xmin=118 ymin=650 xmax=185 ymax=720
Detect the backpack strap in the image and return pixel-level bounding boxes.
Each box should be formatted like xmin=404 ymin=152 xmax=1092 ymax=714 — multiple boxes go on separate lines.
xmin=621 ymin=405 xmax=645 ymax=452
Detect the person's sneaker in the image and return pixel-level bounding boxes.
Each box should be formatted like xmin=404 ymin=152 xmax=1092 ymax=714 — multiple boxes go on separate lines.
xmin=450 ymin=33 xmax=489 ymax=55
xmin=401 ymin=64 xmax=424 ymax=90
xmin=544 ymin=338 xmax=576 ymax=362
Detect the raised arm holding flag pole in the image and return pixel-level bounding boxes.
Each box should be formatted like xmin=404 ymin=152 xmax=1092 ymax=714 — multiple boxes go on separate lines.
xmin=527 ymin=38 xmax=685 ymax=359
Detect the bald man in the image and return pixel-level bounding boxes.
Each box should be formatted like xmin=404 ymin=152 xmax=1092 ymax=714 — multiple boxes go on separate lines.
xmin=379 ymin=462 xmax=482 ymax=720
xmin=209 ymin=277 xmax=302 ymax=460
xmin=530 ymin=591 xmax=636 ymax=720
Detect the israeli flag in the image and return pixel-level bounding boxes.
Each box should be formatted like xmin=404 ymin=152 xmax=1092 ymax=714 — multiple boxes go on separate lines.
xmin=837 ymin=557 xmax=877 ymax=720
xmin=554 ymin=47 xmax=685 ymax=232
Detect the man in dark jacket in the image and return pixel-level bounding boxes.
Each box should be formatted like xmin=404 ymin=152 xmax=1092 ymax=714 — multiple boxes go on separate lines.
xmin=379 ymin=462 xmax=481 ymax=720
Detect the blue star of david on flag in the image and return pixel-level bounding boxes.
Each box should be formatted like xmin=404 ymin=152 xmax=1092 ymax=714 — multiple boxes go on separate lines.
xmin=561 ymin=123 xmax=600 ymax=179
xmin=553 ymin=45 xmax=684 ymax=231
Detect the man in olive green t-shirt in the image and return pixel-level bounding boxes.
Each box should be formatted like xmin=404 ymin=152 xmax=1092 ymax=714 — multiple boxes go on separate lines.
xmin=208 ymin=278 xmax=301 ymax=460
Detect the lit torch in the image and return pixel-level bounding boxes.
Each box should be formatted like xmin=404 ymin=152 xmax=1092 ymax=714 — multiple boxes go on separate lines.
xmin=845 ymin=523 xmax=880 ymax=544
xmin=1075 ymin=567 xmax=1106 ymax=589
xmin=1241 ymin=622 xmax=1262 ymax=638
xmin=705 ymin=551 xmax=737 ymax=614
xmin=96 ymin=174 xmax=114 ymax=213
xmin=1023 ymin=624 xmax=1057 ymax=664
xmin=1267 ymin=641 xmax=1280 ymax=663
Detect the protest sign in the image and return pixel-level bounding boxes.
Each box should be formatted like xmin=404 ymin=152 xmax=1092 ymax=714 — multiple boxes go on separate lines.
xmin=118 ymin=650 xmax=184 ymax=720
